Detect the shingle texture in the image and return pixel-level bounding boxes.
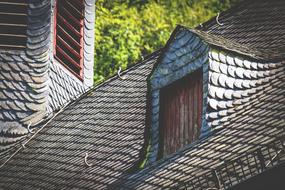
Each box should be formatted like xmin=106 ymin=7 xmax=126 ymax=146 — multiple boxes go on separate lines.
xmin=0 ymin=52 xmax=160 ymax=189
xmin=146 ymin=28 xmax=211 ymax=163
xmin=120 ymin=63 xmax=285 ymax=189
xmin=48 ymin=0 xmax=95 ymax=112
xmin=0 ymin=0 xmax=51 ymax=154
xmin=0 ymin=0 xmax=95 ymax=163
xmin=198 ymin=0 xmax=285 ymax=61
xmin=118 ymin=0 xmax=285 ymax=188
xmin=0 ymin=0 xmax=284 ymax=189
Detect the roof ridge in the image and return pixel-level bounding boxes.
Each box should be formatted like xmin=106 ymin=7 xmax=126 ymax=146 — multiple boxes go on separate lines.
xmin=92 ymin=49 xmax=161 ymax=90
xmin=191 ymin=28 xmax=278 ymax=62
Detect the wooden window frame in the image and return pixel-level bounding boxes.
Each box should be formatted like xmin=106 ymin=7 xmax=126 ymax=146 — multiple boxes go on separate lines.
xmin=53 ymin=0 xmax=84 ymax=80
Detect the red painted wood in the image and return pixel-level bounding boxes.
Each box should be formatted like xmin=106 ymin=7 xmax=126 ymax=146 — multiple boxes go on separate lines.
xmin=54 ymin=0 xmax=84 ymax=80
xmin=53 ymin=0 xmax=57 ymax=57
xmin=56 ymin=46 xmax=81 ymax=69
xmin=57 ymin=14 xmax=82 ymax=38
xmin=160 ymin=69 xmax=203 ymax=156
xmin=57 ymin=36 xmax=81 ymax=59
xmin=79 ymin=5 xmax=84 ymax=79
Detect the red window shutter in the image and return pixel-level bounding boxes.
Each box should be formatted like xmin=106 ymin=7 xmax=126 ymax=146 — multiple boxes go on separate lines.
xmin=54 ymin=0 xmax=84 ymax=79
xmin=0 ymin=0 xmax=28 ymax=50
xmin=159 ymin=69 xmax=203 ymax=156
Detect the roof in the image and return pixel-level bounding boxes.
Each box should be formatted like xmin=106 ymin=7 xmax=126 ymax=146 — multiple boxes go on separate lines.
xmin=0 ymin=0 xmax=96 ymax=163
xmin=117 ymin=0 xmax=285 ymax=188
xmin=197 ymin=0 xmax=285 ymax=61
xmin=0 ymin=0 xmax=284 ymax=189
xmin=119 ymin=65 xmax=285 ymax=189
xmin=0 ymin=0 xmax=51 ymax=158
xmin=0 ymin=51 xmax=160 ymax=189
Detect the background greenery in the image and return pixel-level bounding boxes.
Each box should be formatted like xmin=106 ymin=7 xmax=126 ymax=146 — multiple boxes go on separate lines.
xmin=94 ymin=0 xmax=239 ymax=83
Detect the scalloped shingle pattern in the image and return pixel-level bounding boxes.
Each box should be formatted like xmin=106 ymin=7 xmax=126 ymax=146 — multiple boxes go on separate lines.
xmin=0 ymin=0 xmax=51 ymax=155
xmin=207 ymin=50 xmax=284 ymax=128
xmin=119 ymin=59 xmax=285 ymax=189
xmin=0 ymin=0 xmax=95 ymax=164
xmin=48 ymin=0 xmax=95 ymax=112
xmin=0 ymin=52 xmax=160 ymax=189
xmin=0 ymin=0 xmax=284 ymax=189
xmin=117 ymin=0 xmax=285 ymax=188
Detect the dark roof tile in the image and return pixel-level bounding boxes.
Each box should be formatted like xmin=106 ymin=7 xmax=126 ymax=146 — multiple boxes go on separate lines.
xmin=0 ymin=51 xmax=160 ymax=189
xmin=198 ymin=0 xmax=285 ymax=61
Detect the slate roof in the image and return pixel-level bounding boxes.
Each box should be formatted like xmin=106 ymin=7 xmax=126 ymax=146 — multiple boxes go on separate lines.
xmin=0 ymin=0 xmax=96 ymax=163
xmin=0 ymin=0 xmax=51 ymax=154
xmin=117 ymin=0 xmax=285 ymax=188
xmin=198 ymin=0 xmax=285 ymax=61
xmin=119 ymin=64 xmax=285 ymax=189
xmin=0 ymin=51 xmax=160 ymax=189
xmin=0 ymin=0 xmax=284 ymax=189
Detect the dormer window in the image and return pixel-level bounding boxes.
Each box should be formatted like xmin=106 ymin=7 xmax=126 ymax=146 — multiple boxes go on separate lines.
xmin=54 ymin=0 xmax=84 ymax=79
xmin=159 ymin=69 xmax=203 ymax=156
xmin=0 ymin=0 xmax=28 ymax=50
xmin=146 ymin=27 xmax=210 ymax=163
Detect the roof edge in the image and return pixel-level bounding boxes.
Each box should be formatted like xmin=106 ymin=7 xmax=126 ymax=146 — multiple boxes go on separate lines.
xmin=190 ymin=28 xmax=274 ymax=62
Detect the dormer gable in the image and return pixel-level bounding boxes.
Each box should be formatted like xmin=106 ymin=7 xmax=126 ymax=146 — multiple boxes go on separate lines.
xmin=146 ymin=26 xmax=210 ymax=163
xmin=144 ymin=24 xmax=284 ymax=165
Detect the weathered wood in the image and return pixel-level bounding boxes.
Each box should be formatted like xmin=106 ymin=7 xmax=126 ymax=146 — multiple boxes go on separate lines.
xmin=54 ymin=0 xmax=84 ymax=79
xmin=160 ymin=68 xmax=203 ymax=156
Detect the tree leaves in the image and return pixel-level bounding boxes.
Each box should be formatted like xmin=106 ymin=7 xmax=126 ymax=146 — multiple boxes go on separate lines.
xmin=94 ymin=0 xmax=238 ymax=84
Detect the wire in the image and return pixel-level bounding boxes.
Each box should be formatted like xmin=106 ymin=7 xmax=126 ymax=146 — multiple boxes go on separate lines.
xmin=265 ymin=149 xmax=283 ymax=167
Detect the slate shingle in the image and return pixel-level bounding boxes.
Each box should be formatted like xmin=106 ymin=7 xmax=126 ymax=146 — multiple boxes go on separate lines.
xmin=0 ymin=0 xmax=51 ymax=158
xmin=198 ymin=0 xmax=285 ymax=61
xmin=0 ymin=51 xmax=160 ymax=189
xmin=0 ymin=0 xmax=284 ymax=189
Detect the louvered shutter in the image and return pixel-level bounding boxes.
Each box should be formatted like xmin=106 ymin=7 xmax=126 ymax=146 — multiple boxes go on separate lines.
xmin=0 ymin=0 xmax=28 ymax=50
xmin=54 ymin=0 xmax=84 ymax=79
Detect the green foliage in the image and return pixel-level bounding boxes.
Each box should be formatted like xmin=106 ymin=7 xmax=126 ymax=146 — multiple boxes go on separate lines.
xmin=94 ymin=0 xmax=238 ymax=83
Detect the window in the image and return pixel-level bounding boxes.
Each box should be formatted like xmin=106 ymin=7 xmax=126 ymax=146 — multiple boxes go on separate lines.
xmin=159 ymin=69 xmax=203 ymax=156
xmin=0 ymin=0 xmax=28 ymax=50
xmin=54 ymin=0 xmax=84 ymax=79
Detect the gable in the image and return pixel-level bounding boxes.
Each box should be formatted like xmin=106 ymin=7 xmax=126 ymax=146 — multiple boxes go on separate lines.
xmin=146 ymin=26 xmax=210 ymax=164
